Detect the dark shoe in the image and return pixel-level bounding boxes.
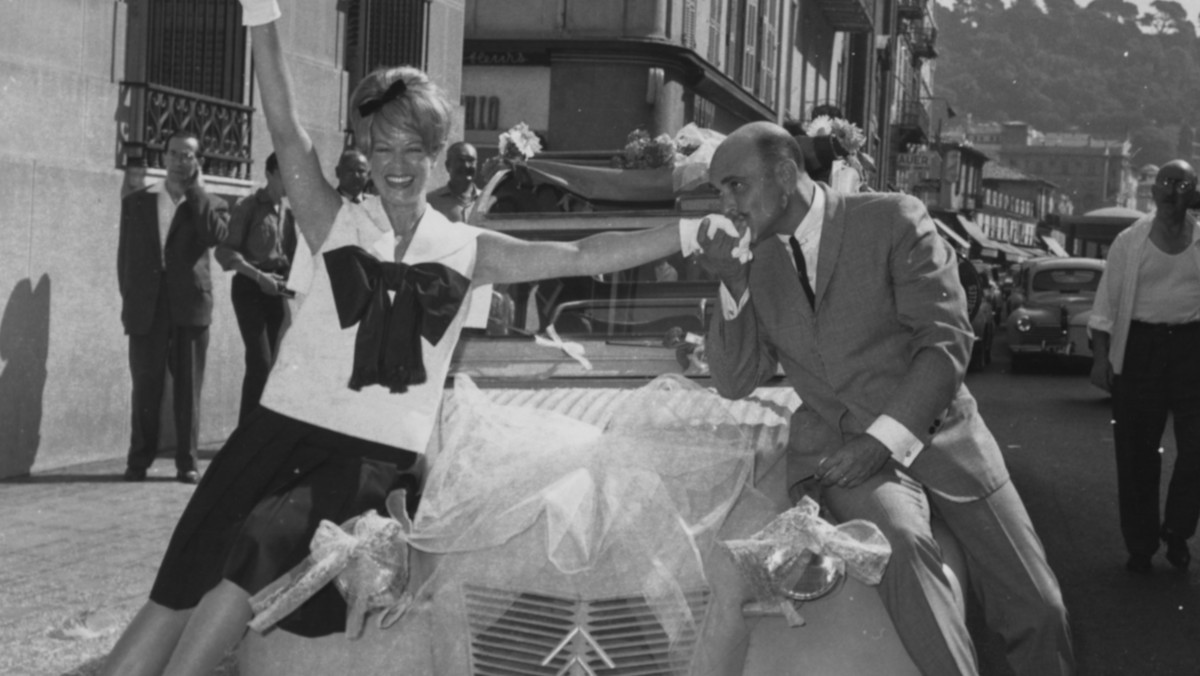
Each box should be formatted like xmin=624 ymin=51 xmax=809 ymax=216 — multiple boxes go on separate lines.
xmin=176 ymin=470 xmax=199 ymax=485
xmin=123 ymin=467 xmax=147 ymax=482
xmin=1125 ymin=554 xmax=1153 ymax=575
xmin=1164 ymin=536 xmax=1191 ymax=570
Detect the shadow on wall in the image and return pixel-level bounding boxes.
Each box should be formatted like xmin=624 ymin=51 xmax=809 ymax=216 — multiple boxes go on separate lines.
xmin=0 ymin=275 xmax=51 ymax=478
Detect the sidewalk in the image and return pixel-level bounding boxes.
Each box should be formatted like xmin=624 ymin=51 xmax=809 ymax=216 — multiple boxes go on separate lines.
xmin=0 ymin=452 xmax=230 ymax=676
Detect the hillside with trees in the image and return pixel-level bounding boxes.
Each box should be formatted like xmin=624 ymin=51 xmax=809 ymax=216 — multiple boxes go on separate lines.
xmin=934 ymin=0 xmax=1200 ymax=167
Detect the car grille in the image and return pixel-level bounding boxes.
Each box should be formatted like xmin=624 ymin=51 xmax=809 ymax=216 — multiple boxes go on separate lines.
xmin=464 ymin=584 xmax=711 ymax=675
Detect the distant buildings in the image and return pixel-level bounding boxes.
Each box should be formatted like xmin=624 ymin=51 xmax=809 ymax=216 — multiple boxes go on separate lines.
xmin=956 ymin=119 xmax=1137 ymax=214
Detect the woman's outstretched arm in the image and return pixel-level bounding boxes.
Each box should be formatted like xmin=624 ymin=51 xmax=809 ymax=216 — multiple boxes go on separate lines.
xmin=245 ymin=6 xmax=341 ymax=252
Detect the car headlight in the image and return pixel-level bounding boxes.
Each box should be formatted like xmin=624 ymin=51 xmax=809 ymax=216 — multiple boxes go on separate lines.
xmin=1015 ymin=315 xmax=1032 ymax=332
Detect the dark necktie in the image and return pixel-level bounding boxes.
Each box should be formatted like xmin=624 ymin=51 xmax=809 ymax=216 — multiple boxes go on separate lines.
xmin=788 ymin=236 xmax=816 ymax=308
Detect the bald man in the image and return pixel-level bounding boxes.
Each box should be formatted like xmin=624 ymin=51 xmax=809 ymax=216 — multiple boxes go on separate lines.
xmin=334 ymin=149 xmax=370 ymax=203
xmin=698 ymin=121 xmax=1073 ymax=675
xmin=1090 ymin=159 xmax=1200 ymax=574
xmin=427 ymin=141 xmax=480 ymax=222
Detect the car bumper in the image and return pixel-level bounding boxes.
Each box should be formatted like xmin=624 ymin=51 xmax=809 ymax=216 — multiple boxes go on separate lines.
xmin=1008 ymin=327 xmax=1092 ymax=357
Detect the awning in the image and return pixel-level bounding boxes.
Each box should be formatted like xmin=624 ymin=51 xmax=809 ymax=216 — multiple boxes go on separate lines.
xmin=933 ymin=218 xmax=970 ymax=251
xmin=954 ymin=215 xmax=1029 ymax=261
xmin=1041 ymin=235 xmax=1070 ymax=257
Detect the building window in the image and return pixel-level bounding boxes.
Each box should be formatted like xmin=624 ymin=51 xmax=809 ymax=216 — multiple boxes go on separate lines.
xmin=742 ymin=0 xmax=759 ymax=91
xmin=120 ymin=0 xmax=254 ymax=179
xmin=682 ymin=0 xmax=699 ymax=49
xmin=708 ymin=0 xmax=723 ymax=65
xmin=760 ymin=0 xmax=778 ymax=109
xmin=343 ymin=0 xmax=428 ymax=99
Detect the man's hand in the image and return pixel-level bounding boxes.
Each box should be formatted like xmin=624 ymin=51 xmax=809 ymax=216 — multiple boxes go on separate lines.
xmin=696 ymin=215 xmax=750 ymax=297
xmin=1090 ymin=356 xmax=1113 ymax=393
xmin=817 ymin=434 xmax=891 ymax=489
xmin=256 ymin=270 xmax=287 ymax=296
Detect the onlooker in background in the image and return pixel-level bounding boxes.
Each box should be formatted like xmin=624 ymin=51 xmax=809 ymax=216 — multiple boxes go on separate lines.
xmin=215 ymin=152 xmax=297 ymax=425
xmin=1090 ymin=159 xmax=1200 ymax=574
xmin=427 ymin=141 xmax=480 ymax=222
xmin=116 ymin=130 xmax=229 ymax=484
xmin=334 ymin=148 xmax=371 ymax=203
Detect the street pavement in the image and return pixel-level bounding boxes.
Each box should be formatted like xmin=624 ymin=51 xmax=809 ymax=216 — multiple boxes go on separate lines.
xmin=2 ymin=334 xmax=1199 ymax=675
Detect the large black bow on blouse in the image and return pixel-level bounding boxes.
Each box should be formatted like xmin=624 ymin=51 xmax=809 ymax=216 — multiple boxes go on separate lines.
xmin=324 ymin=245 xmax=470 ymax=394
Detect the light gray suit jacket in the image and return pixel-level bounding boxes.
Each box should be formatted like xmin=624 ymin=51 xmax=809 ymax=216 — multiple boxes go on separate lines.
xmin=707 ymin=186 xmax=1009 ymax=500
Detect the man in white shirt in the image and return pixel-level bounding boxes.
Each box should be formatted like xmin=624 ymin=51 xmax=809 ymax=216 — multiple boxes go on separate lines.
xmin=1089 ymin=160 xmax=1200 ymax=574
xmin=696 ymin=122 xmax=1073 ymax=676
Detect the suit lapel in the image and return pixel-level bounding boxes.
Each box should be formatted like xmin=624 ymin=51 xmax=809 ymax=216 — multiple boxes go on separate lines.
xmin=755 ymin=240 xmax=813 ymax=323
xmin=813 ymin=185 xmax=843 ymax=310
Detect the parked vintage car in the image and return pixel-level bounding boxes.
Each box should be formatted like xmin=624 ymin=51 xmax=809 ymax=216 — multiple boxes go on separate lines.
xmin=1005 ymin=257 xmax=1106 ymax=368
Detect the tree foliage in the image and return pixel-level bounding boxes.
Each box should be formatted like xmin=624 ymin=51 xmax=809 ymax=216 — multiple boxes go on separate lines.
xmin=935 ymin=0 xmax=1200 ymax=166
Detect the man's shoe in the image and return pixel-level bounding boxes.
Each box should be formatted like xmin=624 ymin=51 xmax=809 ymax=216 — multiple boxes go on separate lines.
xmin=176 ymin=470 xmax=199 ymax=485
xmin=1164 ymin=536 xmax=1191 ymax=571
xmin=1125 ymin=554 xmax=1153 ymax=575
xmin=123 ymin=467 xmax=147 ymax=482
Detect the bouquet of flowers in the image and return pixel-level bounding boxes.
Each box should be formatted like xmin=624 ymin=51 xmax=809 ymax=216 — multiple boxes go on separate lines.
xmin=497 ymin=121 xmax=542 ymax=163
xmin=612 ymin=129 xmax=678 ymax=169
xmin=804 ymin=115 xmax=866 ymax=155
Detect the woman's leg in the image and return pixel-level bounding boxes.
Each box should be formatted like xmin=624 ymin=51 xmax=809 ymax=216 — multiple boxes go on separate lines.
xmin=161 ymin=580 xmax=253 ymax=676
xmin=100 ymin=602 xmax=191 ymax=676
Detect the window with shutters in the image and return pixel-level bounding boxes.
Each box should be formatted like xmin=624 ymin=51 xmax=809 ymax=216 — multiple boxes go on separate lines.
xmin=343 ymin=0 xmax=429 ymax=101
xmin=760 ymin=0 xmax=777 ymax=109
xmin=120 ymin=0 xmax=254 ymax=178
xmin=726 ymin=0 xmax=742 ymax=80
xmin=707 ymin=0 xmax=723 ymax=65
xmin=741 ymin=0 xmax=759 ymax=91
xmin=682 ymin=0 xmax=698 ymax=49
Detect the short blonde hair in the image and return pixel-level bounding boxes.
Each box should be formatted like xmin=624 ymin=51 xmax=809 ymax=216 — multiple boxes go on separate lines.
xmin=348 ymin=66 xmax=453 ymax=157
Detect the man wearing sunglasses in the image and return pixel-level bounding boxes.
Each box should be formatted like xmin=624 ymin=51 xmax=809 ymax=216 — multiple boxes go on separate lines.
xmin=1090 ymin=159 xmax=1200 ymax=574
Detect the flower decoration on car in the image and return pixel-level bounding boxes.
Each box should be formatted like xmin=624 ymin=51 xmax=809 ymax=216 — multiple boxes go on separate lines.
xmin=498 ymin=122 xmax=542 ymax=163
xmin=612 ymin=128 xmax=678 ymax=169
xmin=805 ymin=115 xmax=866 ymax=154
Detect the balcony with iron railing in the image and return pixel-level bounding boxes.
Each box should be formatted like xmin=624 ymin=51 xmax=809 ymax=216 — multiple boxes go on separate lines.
xmin=909 ymin=24 xmax=938 ymax=60
xmin=816 ymin=0 xmax=876 ymax=32
xmin=898 ymin=0 xmax=927 ymax=20
xmin=895 ymin=99 xmax=930 ymax=142
xmin=118 ymin=82 xmax=254 ymax=180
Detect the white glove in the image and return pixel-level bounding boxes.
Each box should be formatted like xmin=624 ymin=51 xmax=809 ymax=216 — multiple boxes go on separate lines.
xmin=240 ymin=0 xmax=282 ymax=26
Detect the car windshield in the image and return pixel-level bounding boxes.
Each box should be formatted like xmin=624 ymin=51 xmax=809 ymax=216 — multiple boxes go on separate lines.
xmin=1031 ymin=268 xmax=1100 ymax=294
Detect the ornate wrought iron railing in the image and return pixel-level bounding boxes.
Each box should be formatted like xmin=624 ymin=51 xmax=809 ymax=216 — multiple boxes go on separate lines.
xmin=898 ymin=0 xmax=926 ymax=20
xmin=897 ymin=98 xmax=931 ymax=140
xmin=119 ymin=81 xmax=254 ymax=180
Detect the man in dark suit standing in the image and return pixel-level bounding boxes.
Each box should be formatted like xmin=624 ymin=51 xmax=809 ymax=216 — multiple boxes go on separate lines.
xmin=117 ymin=130 xmax=229 ymax=484
xmin=697 ymin=122 xmax=1073 ymax=675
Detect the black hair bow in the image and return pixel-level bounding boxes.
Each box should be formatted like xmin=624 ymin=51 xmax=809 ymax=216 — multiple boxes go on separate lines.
xmin=323 ymin=245 xmax=470 ymax=394
xmin=358 ymin=79 xmax=407 ymax=118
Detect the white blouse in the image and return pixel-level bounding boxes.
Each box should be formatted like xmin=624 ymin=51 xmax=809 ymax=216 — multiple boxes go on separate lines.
xmin=260 ymin=197 xmax=482 ymax=452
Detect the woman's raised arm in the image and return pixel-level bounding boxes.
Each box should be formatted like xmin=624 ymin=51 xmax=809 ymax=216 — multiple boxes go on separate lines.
xmin=244 ymin=3 xmax=341 ymax=252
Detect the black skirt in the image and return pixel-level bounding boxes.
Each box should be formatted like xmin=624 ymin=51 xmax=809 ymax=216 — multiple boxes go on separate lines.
xmin=149 ymin=406 xmax=420 ymax=637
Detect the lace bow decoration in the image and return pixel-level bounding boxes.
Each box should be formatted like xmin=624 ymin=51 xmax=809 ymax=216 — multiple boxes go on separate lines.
xmin=324 ymin=245 xmax=470 ymax=393
xmin=248 ymin=492 xmax=414 ymax=638
xmin=723 ymin=496 xmax=891 ymax=627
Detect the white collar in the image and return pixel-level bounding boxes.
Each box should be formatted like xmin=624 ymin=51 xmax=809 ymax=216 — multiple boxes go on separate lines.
xmin=777 ymin=183 xmax=825 ymax=245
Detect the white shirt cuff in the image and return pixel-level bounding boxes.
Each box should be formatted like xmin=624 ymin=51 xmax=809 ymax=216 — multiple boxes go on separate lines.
xmin=719 ymin=284 xmax=749 ymax=320
xmin=242 ymin=0 xmax=282 ymax=26
xmin=867 ymin=415 xmax=924 ymax=467
xmin=679 ymin=217 xmax=704 ymax=257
